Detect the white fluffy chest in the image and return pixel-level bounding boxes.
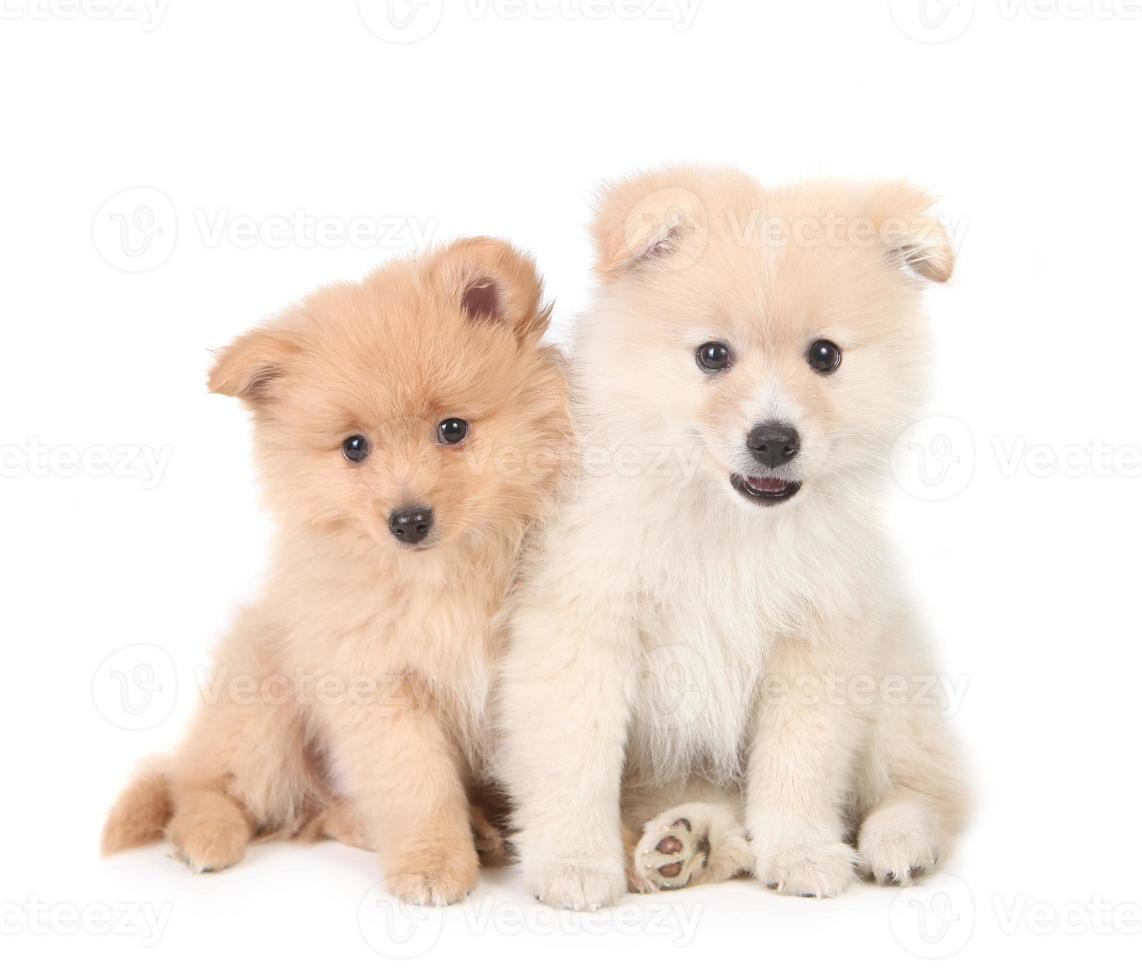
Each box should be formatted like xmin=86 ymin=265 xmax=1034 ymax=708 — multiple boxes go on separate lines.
xmin=620 ymin=489 xmax=845 ymax=786
xmin=625 ymin=547 xmax=785 ymax=786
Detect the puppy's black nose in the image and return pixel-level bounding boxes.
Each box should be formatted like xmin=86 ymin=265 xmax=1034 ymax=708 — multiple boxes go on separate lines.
xmin=747 ymin=424 xmax=800 ymax=469
xmin=389 ymin=506 xmax=434 ymax=545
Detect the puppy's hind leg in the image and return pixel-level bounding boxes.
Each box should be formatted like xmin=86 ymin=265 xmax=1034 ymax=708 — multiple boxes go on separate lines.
xmin=855 ymin=739 xmax=966 ymax=886
xmin=625 ymin=785 xmax=753 ymax=892
xmin=855 ymin=615 xmax=969 ymax=885
xmin=856 ymin=790 xmax=945 ymax=886
xmin=297 ymin=797 xmax=372 ymax=850
xmin=164 ymin=611 xmax=318 ymax=871
xmin=167 ymin=782 xmax=253 ymax=873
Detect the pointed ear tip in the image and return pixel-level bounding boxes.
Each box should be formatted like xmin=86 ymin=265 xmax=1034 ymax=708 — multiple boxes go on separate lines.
xmin=591 ymin=198 xmax=647 ymax=273
xmin=206 ymin=361 xmax=245 ymax=399
xmin=206 ymin=351 xmax=232 ymax=396
xmin=206 ymin=329 xmax=299 ymax=402
xmin=925 ymin=227 xmax=956 ymax=282
xmin=594 ymin=248 xmax=632 ymax=279
xmin=930 ymin=256 xmax=955 ymax=283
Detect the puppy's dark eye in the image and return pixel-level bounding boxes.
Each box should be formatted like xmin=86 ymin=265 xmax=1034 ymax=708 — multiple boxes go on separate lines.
xmin=342 ymin=434 xmax=370 ymax=463
xmin=438 ymin=418 xmax=469 ymax=445
xmin=808 ymin=340 xmax=842 ymax=374
xmin=696 ymin=342 xmax=732 ymax=373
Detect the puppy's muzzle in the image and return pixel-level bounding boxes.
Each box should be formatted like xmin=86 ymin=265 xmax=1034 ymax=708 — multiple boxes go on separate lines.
xmin=732 ymin=422 xmax=803 ymax=505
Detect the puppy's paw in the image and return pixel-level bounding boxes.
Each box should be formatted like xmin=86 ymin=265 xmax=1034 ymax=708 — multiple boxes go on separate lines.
xmin=169 ymin=811 xmax=248 ymax=873
xmin=299 ymin=797 xmax=373 ymax=850
xmin=386 ymin=847 xmax=479 ymax=906
xmin=530 ymin=860 xmax=626 ymax=911
xmin=857 ymin=802 xmax=942 ymax=886
xmin=757 ymin=841 xmax=856 ymax=899
xmin=635 ymin=799 xmax=753 ymax=892
xmin=635 ymin=816 xmax=707 ymax=891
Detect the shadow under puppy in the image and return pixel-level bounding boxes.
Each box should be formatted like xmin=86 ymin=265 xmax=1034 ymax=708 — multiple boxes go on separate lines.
xmin=103 ymin=237 xmax=570 ymax=905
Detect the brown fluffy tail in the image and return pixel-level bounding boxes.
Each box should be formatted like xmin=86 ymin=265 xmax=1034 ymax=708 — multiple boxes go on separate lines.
xmin=101 ymin=767 xmax=172 ymax=856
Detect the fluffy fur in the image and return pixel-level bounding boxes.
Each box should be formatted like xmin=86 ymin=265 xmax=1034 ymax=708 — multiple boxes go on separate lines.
xmin=495 ymin=167 xmax=968 ymax=909
xmin=102 ymin=238 xmax=570 ymax=905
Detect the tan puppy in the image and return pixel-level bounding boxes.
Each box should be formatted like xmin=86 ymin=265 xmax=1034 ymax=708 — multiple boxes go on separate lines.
xmin=103 ymin=238 xmax=569 ymax=905
xmin=497 ymin=167 xmax=967 ymax=908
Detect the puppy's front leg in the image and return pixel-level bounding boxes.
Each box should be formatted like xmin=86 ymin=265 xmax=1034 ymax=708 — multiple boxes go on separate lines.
xmin=325 ymin=683 xmax=478 ymax=907
xmin=746 ymin=638 xmax=863 ymax=898
xmin=498 ymin=599 xmax=634 ymax=910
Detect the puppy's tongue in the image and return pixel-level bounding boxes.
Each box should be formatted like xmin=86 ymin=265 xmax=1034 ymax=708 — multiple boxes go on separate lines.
xmin=747 ymin=476 xmax=788 ymax=493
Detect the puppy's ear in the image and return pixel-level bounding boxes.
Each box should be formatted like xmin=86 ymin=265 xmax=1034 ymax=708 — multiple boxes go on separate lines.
xmin=871 ymin=184 xmax=955 ymax=284
xmin=208 ymin=324 xmax=302 ymax=405
xmin=591 ymin=170 xmax=708 ymax=279
xmin=429 ymin=237 xmax=551 ymax=342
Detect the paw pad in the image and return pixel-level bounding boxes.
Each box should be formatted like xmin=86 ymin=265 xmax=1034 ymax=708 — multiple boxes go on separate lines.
xmin=635 ymin=815 xmax=709 ymax=891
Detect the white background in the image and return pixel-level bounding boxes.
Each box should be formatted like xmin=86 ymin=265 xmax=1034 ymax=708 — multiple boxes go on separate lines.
xmin=2 ymin=1 xmax=1140 ymax=976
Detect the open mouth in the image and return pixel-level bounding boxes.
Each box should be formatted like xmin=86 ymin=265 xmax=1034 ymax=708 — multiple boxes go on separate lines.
xmin=730 ymin=473 xmax=802 ymax=505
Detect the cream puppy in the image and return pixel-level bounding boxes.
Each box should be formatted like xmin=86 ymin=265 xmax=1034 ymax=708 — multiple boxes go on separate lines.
xmin=497 ymin=167 xmax=967 ymax=908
